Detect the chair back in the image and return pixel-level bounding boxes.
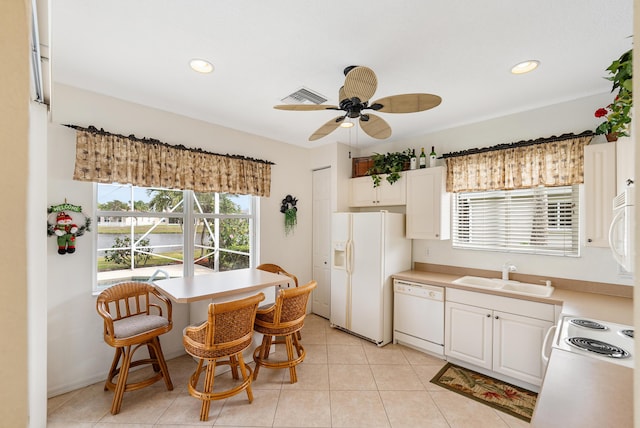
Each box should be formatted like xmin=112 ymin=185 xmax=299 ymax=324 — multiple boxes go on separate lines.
xmin=183 ymin=292 xmax=265 ymax=359
xmin=260 ymin=281 xmax=316 ymax=331
xmin=96 ymin=281 xmax=172 ymax=342
xmin=256 ymin=263 xmax=299 ymax=287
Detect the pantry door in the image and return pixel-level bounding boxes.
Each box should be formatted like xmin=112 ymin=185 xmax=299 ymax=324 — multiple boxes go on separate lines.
xmin=312 ymin=167 xmax=331 ymax=318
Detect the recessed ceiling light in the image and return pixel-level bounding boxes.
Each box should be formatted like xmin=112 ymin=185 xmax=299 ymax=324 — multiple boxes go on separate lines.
xmin=189 ymin=59 xmax=214 ymax=74
xmin=511 ymin=60 xmax=540 ymax=74
xmin=340 ymin=121 xmax=354 ymax=128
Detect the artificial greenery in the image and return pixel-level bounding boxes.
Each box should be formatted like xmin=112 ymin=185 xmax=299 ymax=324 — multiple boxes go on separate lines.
xmin=366 ymin=149 xmax=412 ymax=187
xmin=595 ymin=48 xmax=633 ymax=138
xmin=280 ymin=195 xmax=298 ymax=235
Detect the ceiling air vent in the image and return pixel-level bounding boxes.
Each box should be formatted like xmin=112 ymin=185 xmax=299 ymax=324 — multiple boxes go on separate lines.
xmin=281 ymin=87 xmax=328 ymax=105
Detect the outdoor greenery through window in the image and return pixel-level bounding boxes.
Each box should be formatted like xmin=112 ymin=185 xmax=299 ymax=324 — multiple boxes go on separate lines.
xmin=452 ymin=185 xmax=579 ymax=256
xmin=96 ymin=184 xmax=255 ymax=288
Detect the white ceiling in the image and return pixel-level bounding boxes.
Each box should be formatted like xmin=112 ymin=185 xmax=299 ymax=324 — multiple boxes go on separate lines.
xmin=48 ymin=1 xmax=633 ymax=148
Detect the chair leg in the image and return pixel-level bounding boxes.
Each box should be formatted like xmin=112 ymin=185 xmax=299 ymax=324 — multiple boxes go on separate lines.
xmin=111 ymin=345 xmax=133 ymax=414
xmin=200 ymin=358 xmax=216 ymax=421
xmin=237 ymin=352 xmax=254 ymax=403
xmin=150 ymin=337 xmax=174 ymax=390
xmin=252 ymin=335 xmax=270 ymax=380
xmin=105 ymin=347 xmax=123 ymax=391
xmin=285 ymin=334 xmax=297 ymax=384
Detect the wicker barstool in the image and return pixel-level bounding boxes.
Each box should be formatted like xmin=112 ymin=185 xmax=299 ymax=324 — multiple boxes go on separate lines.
xmin=252 ymin=280 xmax=317 ymax=384
xmin=183 ymin=292 xmax=265 ymax=421
xmin=256 ymin=263 xmax=302 ymax=340
xmin=96 ymin=282 xmax=174 ymax=415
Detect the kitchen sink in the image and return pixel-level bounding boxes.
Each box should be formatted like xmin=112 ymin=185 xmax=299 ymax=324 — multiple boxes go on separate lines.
xmin=451 ymin=276 xmax=504 ymax=289
xmin=452 ymin=275 xmax=554 ymax=297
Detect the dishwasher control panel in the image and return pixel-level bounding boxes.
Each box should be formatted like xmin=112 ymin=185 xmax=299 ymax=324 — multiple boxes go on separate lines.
xmin=393 ymin=280 xmax=444 ymax=301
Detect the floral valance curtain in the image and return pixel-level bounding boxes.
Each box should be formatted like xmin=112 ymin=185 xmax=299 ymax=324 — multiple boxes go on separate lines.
xmin=444 ymin=133 xmax=593 ymax=193
xmin=71 ymin=126 xmax=273 ymax=197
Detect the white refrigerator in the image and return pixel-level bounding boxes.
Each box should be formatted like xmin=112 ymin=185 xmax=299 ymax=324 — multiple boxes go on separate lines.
xmin=330 ymin=211 xmax=411 ymax=346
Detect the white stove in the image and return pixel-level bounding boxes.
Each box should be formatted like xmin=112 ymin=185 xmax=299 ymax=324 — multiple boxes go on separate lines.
xmin=552 ymin=314 xmax=634 ymax=368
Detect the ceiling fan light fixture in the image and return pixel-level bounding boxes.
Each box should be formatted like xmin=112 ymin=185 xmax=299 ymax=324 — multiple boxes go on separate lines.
xmin=340 ymin=121 xmax=354 ymax=128
xmin=511 ymin=60 xmax=540 ymax=74
xmin=189 ymin=58 xmax=214 ymax=74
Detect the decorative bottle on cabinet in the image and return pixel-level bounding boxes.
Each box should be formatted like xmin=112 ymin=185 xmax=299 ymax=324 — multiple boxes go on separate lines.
xmin=429 ymin=146 xmax=437 ymax=167
xmin=410 ymin=149 xmax=417 ymax=170
xmin=419 ymin=148 xmax=426 ymax=168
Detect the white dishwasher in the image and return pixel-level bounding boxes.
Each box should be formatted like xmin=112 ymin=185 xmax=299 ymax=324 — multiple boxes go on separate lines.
xmin=393 ymin=279 xmax=445 ymax=357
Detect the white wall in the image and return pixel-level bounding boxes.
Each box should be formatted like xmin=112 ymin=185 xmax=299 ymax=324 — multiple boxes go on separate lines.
xmin=356 ymin=92 xmax=632 ymax=286
xmin=47 ymin=84 xmax=313 ymax=395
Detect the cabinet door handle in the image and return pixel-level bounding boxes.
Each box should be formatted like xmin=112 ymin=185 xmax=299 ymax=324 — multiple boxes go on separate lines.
xmin=587 ymin=238 xmax=593 ymax=243
xmin=486 ymin=314 xmax=491 ymax=318
xmin=494 ymin=315 xmax=499 ymax=319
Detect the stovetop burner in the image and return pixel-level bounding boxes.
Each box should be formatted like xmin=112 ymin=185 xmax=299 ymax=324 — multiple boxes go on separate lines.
xmin=569 ymin=318 xmax=608 ymax=330
xmin=565 ymin=337 xmax=630 ymax=358
xmin=620 ymin=329 xmax=634 ymax=339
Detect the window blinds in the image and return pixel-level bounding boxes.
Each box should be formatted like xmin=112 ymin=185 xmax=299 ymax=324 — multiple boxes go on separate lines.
xmin=452 ymin=185 xmax=580 ymax=256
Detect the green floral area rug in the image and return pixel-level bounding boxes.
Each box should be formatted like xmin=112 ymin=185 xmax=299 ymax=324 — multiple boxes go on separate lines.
xmin=430 ymin=363 xmax=537 ymax=422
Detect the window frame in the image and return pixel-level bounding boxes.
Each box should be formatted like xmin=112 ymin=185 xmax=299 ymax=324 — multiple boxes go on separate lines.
xmin=94 ymin=183 xmax=257 ymax=291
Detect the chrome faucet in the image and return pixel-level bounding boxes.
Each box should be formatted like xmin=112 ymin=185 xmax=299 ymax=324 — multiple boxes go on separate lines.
xmin=502 ymin=262 xmax=516 ymax=280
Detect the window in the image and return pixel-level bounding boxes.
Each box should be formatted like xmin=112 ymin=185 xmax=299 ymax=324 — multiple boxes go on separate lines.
xmin=96 ymin=184 xmax=256 ymax=289
xmin=452 ymin=185 xmax=579 ymax=256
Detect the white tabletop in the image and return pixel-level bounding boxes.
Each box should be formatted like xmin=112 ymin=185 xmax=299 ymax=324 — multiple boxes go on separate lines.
xmin=153 ymin=268 xmax=293 ymax=303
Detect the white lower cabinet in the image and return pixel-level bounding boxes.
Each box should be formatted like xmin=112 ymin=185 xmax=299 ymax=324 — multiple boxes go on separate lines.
xmin=445 ymin=289 xmax=555 ymax=386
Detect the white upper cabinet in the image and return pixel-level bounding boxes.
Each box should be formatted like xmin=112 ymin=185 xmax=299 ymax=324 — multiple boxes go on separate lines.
xmin=615 ymin=136 xmax=635 ymax=192
xmin=405 ymin=167 xmax=450 ymax=240
xmin=584 ymin=143 xmax=616 ymax=247
xmin=349 ymin=173 xmax=406 ymax=207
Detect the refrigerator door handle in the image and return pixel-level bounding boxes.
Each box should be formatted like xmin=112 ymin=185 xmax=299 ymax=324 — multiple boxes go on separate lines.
xmin=346 ymin=239 xmax=354 ymax=275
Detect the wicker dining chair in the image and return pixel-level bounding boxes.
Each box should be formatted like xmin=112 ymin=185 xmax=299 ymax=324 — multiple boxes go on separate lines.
xmin=256 ymin=263 xmax=302 ymax=340
xmin=96 ymin=282 xmax=174 ymax=415
xmin=252 ymin=280 xmax=317 ymax=384
xmin=183 ymin=292 xmax=265 ymax=421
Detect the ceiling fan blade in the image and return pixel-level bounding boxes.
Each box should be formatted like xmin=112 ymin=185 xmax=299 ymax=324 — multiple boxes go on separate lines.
xmin=360 ymin=114 xmax=392 ymax=139
xmin=309 ymin=116 xmax=344 ymax=141
xmin=343 ymin=66 xmax=378 ymax=102
xmin=370 ymin=93 xmax=442 ymax=113
xmin=274 ymin=104 xmax=340 ymax=111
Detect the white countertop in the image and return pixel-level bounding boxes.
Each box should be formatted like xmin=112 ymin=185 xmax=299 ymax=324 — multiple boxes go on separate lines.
xmin=153 ymin=268 xmax=293 ymax=303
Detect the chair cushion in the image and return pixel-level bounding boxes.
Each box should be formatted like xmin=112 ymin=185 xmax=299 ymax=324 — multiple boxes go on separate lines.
xmin=113 ymin=314 xmax=169 ymax=338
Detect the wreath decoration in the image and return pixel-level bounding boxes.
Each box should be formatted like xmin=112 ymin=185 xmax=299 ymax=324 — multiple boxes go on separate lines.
xmin=280 ymin=195 xmax=298 ymax=236
xmin=46 ymin=203 xmax=92 ymax=237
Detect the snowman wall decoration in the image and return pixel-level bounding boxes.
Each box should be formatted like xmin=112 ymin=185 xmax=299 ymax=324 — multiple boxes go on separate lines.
xmin=47 ymin=203 xmax=91 ymax=255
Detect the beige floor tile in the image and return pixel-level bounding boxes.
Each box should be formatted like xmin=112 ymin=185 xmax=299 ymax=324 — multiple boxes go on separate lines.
xmin=495 ymin=409 xmax=531 ymax=427
xmin=47 ymin=422 xmax=94 ymax=428
xmin=330 ymin=390 xmax=389 ymax=427
xmin=400 ymin=346 xmax=447 ymax=366
xmin=412 ymin=364 xmax=449 ymax=391
xmin=214 ymin=388 xmax=280 ymax=426
xmin=97 ymin=385 xmax=182 ymax=425
xmin=370 ymin=364 xmax=424 ymax=391
xmin=379 ymin=390 xmax=449 ymax=428
xmin=328 ymin=364 xmax=376 ymax=390
xmin=298 ymin=328 xmax=328 ymax=345
xmin=325 ymin=327 xmax=365 ymax=345
xmin=363 ymin=343 xmax=410 ymax=365
xmin=326 ymin=344 xmax=367 ymax=364
xmin=429 ymin=389 xmax=510 ymax=428
xmin=156 ymin=392 xmax=221 ymax=425
xmin=47 ymin=382 xmax=113 ymax=423
xmin=281 ymin=363 xmax=329 ymax=390
xmin=301 ymin=343 xmax=328 ymax=364
xmin=273 ymin=390 xmax=331 ymax=427
xmin=251 ymin=362 xmax=287 ymax=390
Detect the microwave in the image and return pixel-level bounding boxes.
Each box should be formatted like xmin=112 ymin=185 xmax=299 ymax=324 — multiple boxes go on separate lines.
xmin=608 ymin=188 xmax=635 ymax=273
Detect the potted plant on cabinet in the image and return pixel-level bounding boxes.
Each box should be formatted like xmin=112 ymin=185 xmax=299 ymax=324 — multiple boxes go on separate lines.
xmin=366 ymin=149 xmax=412 ymax=187
xmin=594 ymin=48 xmax=632 ymax=141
